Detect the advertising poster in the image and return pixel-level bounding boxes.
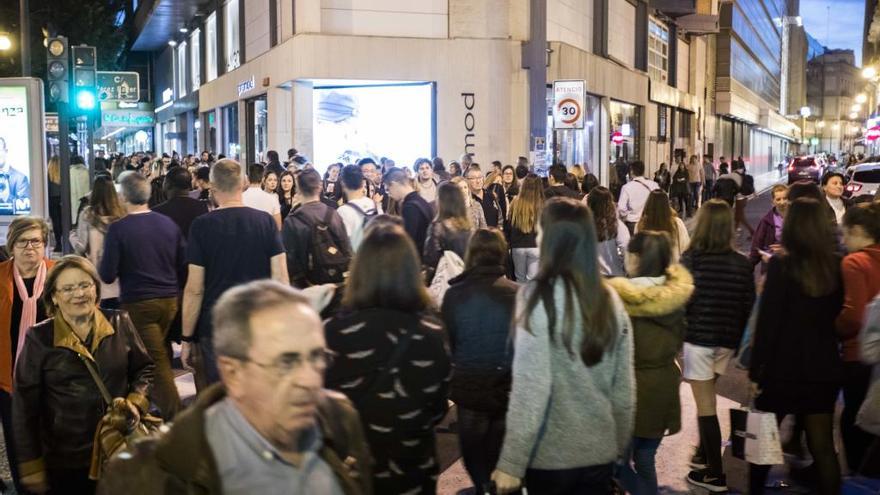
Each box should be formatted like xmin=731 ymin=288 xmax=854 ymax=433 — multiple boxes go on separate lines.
xmin=0 ymin=86 xmax=32 ymax=215
xmin=313 ymin=83 xmax=434 ymax=171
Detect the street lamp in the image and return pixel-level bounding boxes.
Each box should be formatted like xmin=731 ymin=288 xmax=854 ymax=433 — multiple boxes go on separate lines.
xmin=853 ymin=103 xmax=863 ymax=112
xmin=865 ymin=67 xmax=878 ymax=79
xmin=0 ymin=33 xmax=11 ymax=51
xmin=857 ymin=93 xmax=869 ymax=104
xmin=850 ymin=112 xmax=860 ymax=120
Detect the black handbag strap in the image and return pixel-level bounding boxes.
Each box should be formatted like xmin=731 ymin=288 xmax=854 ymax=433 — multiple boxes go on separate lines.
xmin=350 ymin=329 xmax=415 ymax=403
xmin=78 ymin=353 xmax=113 ymax=406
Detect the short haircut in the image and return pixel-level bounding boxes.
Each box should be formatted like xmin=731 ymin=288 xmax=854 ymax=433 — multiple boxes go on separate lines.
xmin=266 ymin=150 xmax=279 ymax=163
xmin=287 ymin=148 xmax=297 ymax=159
xmin=413 ymin=158 xmax=432 ymax=172
xmin=119 ymin=172 xmax=151 ymax=205
xmin=7 ymin=216 xmax=49 ymax=250
xmin=340 ymin=164 xmax=364 ymax=191
xmin=432 ymin=157 xmax=445 ymax=173
xmin=43 ymin=255 xmax=102 ymax=316
xmin=164 ymin=167 xmax=193 ymax=193
xmin=296 ymin=169 xmax=322 ymax=197
xmin=548 ymin=164 xmax=567 ymax=183
xmin=843 ymin=202 xmax=880 ymax=242
xmin=515 ymin=164 xmax=529 ymax=180
xmin=630 ymin=161 xmax=646 ymax=177
xmin=210 ymin=159 xmax=244 ymax=193
xmin=821 ymin=171 xmax=844 ymax=186
xmin=465 ymin=166 xmax=483 ymax=178
xmin=771 ymin=184 xmax=788 ymax=197
xmin=788 ymin=180 xmax=822 ymax=202
xmin=212 ymin=280 xmax=313 ymax=359
xmin=357 ymin=157 xmax=377 ymax=169
xmin=382 ymin=167 xmax=408 ymax=186
xmin=247 ymin=163 xmax=265 ymax=184
xmin=195 ymin=166 xmax=210 ymax=182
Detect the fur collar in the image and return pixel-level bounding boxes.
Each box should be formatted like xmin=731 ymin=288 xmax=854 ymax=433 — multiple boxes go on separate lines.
xmin=606 ymin=264 xmax=694 ymax=317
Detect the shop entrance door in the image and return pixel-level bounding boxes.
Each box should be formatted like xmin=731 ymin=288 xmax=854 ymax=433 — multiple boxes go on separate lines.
xmin=246 ymin=95 xmax=268 ymax=165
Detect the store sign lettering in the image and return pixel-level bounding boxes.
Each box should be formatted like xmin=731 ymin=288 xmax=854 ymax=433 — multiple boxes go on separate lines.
xmin=463 ymin=93 xmax=475 ymax=156
xmin=238 ymin=76 xmax=255 ymax=97
xmin=102 ymin=111 xmax=155 ymax=127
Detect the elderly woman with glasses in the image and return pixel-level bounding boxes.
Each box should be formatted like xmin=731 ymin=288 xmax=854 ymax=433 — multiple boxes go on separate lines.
xmin=12 ymin=256 xmax=154 ymax=495
xmin=0 ymin=217 xmax=55 ymax=491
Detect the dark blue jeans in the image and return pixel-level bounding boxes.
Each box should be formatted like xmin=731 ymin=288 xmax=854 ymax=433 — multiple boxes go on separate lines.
xmin=525 ymin=463 xmax=614 ymax=494
xmin=617 ymin=437 xmax=663 ymax=495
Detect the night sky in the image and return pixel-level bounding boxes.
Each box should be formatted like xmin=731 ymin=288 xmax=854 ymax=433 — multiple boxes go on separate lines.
xmin=800 ymin=0 xmax=866 ymax=64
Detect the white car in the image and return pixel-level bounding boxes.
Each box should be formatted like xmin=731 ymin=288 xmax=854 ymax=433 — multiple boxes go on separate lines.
xmin=844 ymin=163 xmax=880 ymax=199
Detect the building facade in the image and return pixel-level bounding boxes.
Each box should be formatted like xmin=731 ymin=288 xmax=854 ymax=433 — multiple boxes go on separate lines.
xmin=127 ymin=0 xmax=807 ymax=183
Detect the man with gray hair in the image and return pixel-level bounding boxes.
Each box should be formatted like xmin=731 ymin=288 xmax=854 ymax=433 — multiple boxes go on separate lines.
xmin=181 ymin=159 xmax=288 ymax=389
xmin=99 ymin=172 xmax=187 ymax=419
xmin=98 ymin=280 xmax=373 ymax=495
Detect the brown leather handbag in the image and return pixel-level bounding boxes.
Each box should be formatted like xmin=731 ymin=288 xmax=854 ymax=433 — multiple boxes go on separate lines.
xmin=78 ymin=353 xmax=165 ymax=480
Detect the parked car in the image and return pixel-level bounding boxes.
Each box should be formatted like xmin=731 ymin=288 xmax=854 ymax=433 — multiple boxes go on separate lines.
xmin=844 ymin=163 xmax=880 ymax=200
xmin=787 ymin=156 xmax=823 ymax=184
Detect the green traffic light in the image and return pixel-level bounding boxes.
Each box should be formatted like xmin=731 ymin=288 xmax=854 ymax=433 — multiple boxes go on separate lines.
xmin=75 ymin=88 xmax=95 ymax=110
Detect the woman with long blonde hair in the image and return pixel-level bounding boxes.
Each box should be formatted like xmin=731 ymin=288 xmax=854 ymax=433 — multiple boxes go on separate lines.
xmin=508 ymin=175 xmax=544 ymax=281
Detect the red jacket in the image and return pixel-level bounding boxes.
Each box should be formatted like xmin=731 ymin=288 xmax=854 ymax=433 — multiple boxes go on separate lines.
xmin=836 ymin=245 xmax=880 ymax=361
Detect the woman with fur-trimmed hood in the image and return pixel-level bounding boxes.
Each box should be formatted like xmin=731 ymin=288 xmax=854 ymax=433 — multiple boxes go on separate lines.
xmin=607 ymin=230 xmax=694 ymax=495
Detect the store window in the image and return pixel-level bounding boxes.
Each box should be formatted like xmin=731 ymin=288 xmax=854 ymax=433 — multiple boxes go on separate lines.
xmin=206 ymin=12 xmax=218 ymax=82
xmin=609 ymin=101 xmax=641 ymax=165
xmin=648 ymin=18 xmax=669 ymax=84
xmin=550 ymin=92 xmax=603 ymax=180
xmin=177 ymin=41 xmax=187 ymax=98
xmin=658 ymin=105 xmax=669 ymax=142
xmin=247 ymin=95 xmax=268 ymax=164
xmin=190 ymin=29 xmax=201 ymax=91
xmin=224 ymin=0 xmax=241 ymax=72
xmin=223 ymin=103 xmax=240 ymax=160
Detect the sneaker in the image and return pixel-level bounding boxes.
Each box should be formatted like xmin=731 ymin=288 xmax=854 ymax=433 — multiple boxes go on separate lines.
xmin=686 ymin=469 xmax=728 ymax=493
xmin=689 ymin=452 xmax=708 ymax=470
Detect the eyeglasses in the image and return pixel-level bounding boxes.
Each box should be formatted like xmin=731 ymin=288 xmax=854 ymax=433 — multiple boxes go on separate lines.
xmin=14 ymin=238 xmax=44 ymax=249
xmin=237 ymin=349 xmax=332 ymax=376
xmin=56 ymin=281 xmax=95 ymax=296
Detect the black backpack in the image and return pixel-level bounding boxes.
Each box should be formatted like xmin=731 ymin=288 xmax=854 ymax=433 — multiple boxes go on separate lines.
xmin=713 ymin=177 xmax=739 ymax=205
xmin=739 ymin=173 xmax=755 ymax=196
xmin=344 ymin=202 xmax=378 ymax=228
xmin=293 ymin=206 xmax=351 ymax=284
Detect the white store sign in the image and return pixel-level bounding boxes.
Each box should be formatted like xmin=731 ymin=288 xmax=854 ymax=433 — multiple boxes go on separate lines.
xmin=553 ymin=80 xmax=586 ymax=129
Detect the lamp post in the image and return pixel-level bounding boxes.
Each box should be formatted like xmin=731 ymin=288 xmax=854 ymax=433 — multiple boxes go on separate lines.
xmin=800 ymin=106 xmax=811 ymax=153
xmin=19 ymin=0 xmax=28 ymax=76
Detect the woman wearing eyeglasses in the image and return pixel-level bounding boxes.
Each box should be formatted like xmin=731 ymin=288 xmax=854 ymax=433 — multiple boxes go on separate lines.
xmin=0 ymin=217 xmax=55 ymax=492
xmin=12 ymin=256 xmax=154 ymax=495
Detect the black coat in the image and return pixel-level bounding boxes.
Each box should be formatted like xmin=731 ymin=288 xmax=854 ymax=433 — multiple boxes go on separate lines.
xmin=13 ymin=310 xmax=154 ymax=472
xmin=680 ymin=249 xmax=755 ymax=348
xmin=441 ymin=266 xmax=518 ymax=413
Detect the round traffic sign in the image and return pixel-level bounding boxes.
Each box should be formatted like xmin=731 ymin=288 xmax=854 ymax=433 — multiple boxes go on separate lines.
xmin=557 ymin=98 xmax=582 ymax=125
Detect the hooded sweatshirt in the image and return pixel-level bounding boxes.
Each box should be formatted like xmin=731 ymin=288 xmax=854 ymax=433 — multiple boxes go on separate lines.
xmin=836 ymin=245 xmax=880 ymax=362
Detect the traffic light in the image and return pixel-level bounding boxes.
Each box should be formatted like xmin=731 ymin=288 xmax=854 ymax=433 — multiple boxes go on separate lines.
xmin=46 ymin=36 xmax=69 ymax=104
xmin=71 ymin=45 xmax=98 ymax=119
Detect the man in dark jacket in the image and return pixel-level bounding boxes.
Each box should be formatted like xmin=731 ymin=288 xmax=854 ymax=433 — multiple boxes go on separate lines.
xmin=98 ymin=281 xmax=373 ymax=495
xmin=153 ymin=167 xmax=210 ymax=240
xmin=283 ymin=170 xmax=352 ymax=288
xmin=383 ymin=167 xmax=433 ymax=252
xmin=544 ymin=163 xmax=581 ymax=200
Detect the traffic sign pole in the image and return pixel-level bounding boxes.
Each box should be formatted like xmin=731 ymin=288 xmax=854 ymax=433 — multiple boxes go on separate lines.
xmin=58 ymin=107 xmax=72 ymax=254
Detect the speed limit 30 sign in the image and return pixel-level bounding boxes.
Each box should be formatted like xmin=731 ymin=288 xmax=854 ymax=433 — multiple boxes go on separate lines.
xmin=553 ymin=80 xmax=586 ymax=129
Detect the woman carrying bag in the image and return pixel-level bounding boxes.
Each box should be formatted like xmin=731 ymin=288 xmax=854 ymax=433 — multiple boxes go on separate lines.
xmin=12 ymin=256 xmax=154 ymax=494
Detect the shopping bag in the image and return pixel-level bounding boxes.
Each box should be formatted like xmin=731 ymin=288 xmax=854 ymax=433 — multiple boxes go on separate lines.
xmin=729 ymin=407 xmax=784 ymax=465
xmin=428 ymin=250 xmax=465 ymax=307
xmin=856 ymin=378 xmax=880 ymax=436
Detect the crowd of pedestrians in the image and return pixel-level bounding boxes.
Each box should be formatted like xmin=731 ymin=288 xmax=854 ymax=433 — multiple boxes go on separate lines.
xmin=0 ymin=148 xmax=878 ymax=495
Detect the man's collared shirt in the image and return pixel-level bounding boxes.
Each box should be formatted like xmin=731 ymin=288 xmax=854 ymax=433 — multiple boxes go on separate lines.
xmin=205 ymin=398 xmax=344 ymax=495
